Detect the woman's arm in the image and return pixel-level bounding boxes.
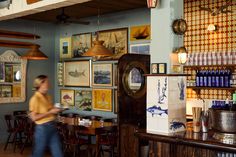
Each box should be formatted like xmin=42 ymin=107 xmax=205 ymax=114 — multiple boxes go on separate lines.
xmin=29 ymin=108 xmax=61 ymax=122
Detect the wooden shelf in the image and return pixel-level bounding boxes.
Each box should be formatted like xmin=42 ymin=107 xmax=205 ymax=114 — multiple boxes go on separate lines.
xmin=187 ymin=86 xmax=236 ymax=91
xmin=0 ymin=29 xmax=40 ymax=39
xmin=184 ymin=64 xmax=236 ymax=69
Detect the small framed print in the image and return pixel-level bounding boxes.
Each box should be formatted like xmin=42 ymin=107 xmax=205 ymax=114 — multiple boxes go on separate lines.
xmin=151 ymin=63 xmax=158 ymax=74
xmin=92 ymin=63 xmax=112 ymax=86
xmin=60 ymin=37 xmax=72 ymax=59
xmin=60 ymin=89 xmax=74 ymax=107
xmin=158 ymin=63 xmax=167 ymax=74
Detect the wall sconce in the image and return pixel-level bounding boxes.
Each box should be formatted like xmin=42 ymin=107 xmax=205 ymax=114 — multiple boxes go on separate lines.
xmin=147 ymin=0 xmax=158 ymax=8
xmin=207 ymin=24 xmax=217 ymax=31
xmin=176 ymin=47 xmax=187 ymax=64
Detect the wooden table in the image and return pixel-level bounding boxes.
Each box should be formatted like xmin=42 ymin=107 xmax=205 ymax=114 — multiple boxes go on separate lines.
xmin=60 ymin=119 xmax=116 ymax=156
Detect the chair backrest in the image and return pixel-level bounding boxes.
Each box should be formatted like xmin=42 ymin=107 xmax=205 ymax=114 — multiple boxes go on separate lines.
xmin=95 ymin=126 xmax=118 ymax=145
xmin=13 ymin=110 xmax=27 ymax=116
xmin=83 ymin=115 xmax=102 ymax=121
xmin=4 ymin=114 xmax=14 ymax=132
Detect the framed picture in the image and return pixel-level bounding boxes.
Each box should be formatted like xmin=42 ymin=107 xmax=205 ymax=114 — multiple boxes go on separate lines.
xmin=57 ymin=62 xmax=63 ymax=86
xmin=0 ymin=85 xmax=12 ymax=97
xmin=151 ymin=63 xmax=158 ymax=74
xmin=60 ymin=89 xmax=74 ymax=106
xmin=75 ymin=90 xmax=92 ymax=111
xmin=92 ymin=89 xmax=112 ymax=111
xmin=130 ymin=43 xmax=150 ymax=54
xmin=72 ymin=33 xmax=92 ymax=57
xmin=13 ymin=64 xmax=21 ymax=83
xmin=0 ymin=62 xmax=5 ymax=82
xmin=92 ymin=63 xmax=112 ymax=86
xmin=158 ymin=63 xmax=167 ymax=74
xmin=64 ymin=60 xmax=90 ymax=87
xmin=130 ymin=25 xmax=151 ymax=41
xmin=98 ymin=28 xmax=128 ymax=59
xmin=12 ymin=84 xmax=21 ymax=97
xmin=114 ymin=89 xmax=118 ymax=114
xmin=60 ymin=37 xmax=72 ymax=59
xmin=5 ymin=64 xmax=13 ymax=82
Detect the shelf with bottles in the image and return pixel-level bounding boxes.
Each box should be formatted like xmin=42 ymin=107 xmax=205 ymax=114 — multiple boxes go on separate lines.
xmin=187 ymin=86 xmax=236 ymax=91
xmin=184 ymin=64 xmax=236 ymax=70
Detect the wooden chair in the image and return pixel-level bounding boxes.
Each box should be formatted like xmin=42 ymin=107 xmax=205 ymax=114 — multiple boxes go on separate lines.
xmin=95 ymin=126 xmax=118 ymax=157
xmin=61 ymin=123 xmax=89 ymax=157
xmin=4 ymin=114 xmax=16 ymax=151
xmin=13 ymin=110 xmax=27 ymax=116
xmin=83 ymin=115 xmax=102 ymax=121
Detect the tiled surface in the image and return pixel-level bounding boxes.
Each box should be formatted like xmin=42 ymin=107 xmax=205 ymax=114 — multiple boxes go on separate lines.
xmin=184 ymin=0 xmax=236 ymax=99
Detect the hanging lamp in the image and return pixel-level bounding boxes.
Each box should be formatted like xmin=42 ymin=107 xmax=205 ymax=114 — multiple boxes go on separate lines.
xmin=83 ymin=8 xmax=113 ymax=58
xmin=21 ymin=45 xmax=48 ymax=60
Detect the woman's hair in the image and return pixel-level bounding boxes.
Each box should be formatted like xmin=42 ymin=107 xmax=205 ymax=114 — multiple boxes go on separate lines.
xmin=33 ymin=75 xmax=48 ymax=90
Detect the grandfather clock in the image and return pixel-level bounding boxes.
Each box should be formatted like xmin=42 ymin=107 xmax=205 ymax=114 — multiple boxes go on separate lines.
xmin=117 ymin=54 xmax=150 ymax=157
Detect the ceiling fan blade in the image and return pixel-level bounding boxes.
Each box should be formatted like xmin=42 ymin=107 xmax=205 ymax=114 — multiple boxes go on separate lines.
xmin=67 ymin=19 xmax=90 ymax=25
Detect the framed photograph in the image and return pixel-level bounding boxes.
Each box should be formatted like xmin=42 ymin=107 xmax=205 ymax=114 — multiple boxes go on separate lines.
xmin=92 ymin=63 xmax=112 ymax=86
xmin=0 ymin=62 xmax=5 ymax=82
xmin=98 ymin=28 xmax=128 ymax=59
xmin=5 ymin=64 xmax=13 ymax=82
xmin=92 ymin=89 xmax=112 ymax=111
xmin=151 ymin=63 xmax=158 ymax=74
xmin=0 ymin=85 xmax=12 ymax=97
xmin=130 ymin=25 xmax=151 ymax=41
xmin=114 ymin=89 xmax=118 ymax=114
xmin=158 ymin=63 xmax=167 ymax=74
xmin=60 ymin=89 xmax=74 ymax=106
xmin=60 ymin=37 xmax=72 ymax=59
xmin=12 ymin=84 xmax=21 ymax=97
xmin=75 ymin=90 xmax=92 ymax=111
xmin=130 ymin=43 xmax=150 ymax=54
xmin=72 ymin=33 xmax=92 ymax=57
xmin=64 ymin=60 xmax=90 ymax=87
xmin=13 ymin=64 xmax=21 ymax=83
xmin=57 ymin=62 xmax=63 ymax=86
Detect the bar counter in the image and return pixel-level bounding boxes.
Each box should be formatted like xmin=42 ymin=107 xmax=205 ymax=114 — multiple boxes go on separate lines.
xmin=135 ymin=124 xmax=236 ymax=157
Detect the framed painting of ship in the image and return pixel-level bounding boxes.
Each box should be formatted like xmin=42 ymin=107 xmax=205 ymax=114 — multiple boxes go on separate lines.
xmin=60 ymin=89 xmax=74 ymax=107
xmin=72 ymin=33 xmax=92 ymax=57
xmin=130 ymin=25 xmax=151 ymax=41
xmin=98 ymin=28 xmax=128 ymax=59
xmin=92 ymin=63 xmax=112 ymax=86
xmin=64 ymin=60 xmax=90 ymax=87
xmin=75 ymin=89 xmax=92 ymax=111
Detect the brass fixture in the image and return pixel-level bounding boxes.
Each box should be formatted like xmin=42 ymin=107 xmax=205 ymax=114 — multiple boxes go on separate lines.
xmin=21 ymin=45 xmax=48 ymax=60
xmin=175 ymin=47 xmax=187 ymax=64
xmin=83 ymin=8 xmax=112 ymax=58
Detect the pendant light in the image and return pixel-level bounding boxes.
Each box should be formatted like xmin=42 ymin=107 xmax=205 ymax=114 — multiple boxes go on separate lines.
xmin=83 ymin=8 xmax=113 ymax=58
xmin=21 ymin=45 xmax=48 ymax=60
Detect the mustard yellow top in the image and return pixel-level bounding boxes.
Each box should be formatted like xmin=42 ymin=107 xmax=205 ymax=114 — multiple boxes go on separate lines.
xmin=29 ymin=91 xmax=55 ymax=125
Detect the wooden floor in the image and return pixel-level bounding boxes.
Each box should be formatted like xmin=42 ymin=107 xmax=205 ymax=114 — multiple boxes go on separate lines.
xmin=0 ymin=143 xmax=51 ymax=157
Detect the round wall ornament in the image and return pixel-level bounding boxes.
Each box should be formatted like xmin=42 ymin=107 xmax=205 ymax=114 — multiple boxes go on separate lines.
xmin=172 ymin=19 xmax=187 ymax=35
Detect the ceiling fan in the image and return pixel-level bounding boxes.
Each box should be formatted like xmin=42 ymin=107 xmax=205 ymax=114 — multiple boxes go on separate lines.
xmin=199 ymin=0 xmax=235 ymax=16
xmin=56 ymin=7 xmax=90 ymax=25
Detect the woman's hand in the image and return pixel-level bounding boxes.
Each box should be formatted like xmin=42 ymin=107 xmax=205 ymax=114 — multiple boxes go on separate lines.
xmin=49 ymin=107 xmax=62 ymax=114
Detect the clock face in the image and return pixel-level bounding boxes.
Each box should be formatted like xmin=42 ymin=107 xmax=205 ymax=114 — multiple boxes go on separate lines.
xmin=172 ymin=19 xmax=187 ymax=35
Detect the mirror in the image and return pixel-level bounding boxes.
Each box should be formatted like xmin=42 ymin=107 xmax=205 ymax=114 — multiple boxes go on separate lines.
xmin=0 ymin=50 xmax=27 ymax=103
xmin=122 ymin=61 xmax=147 ymax=98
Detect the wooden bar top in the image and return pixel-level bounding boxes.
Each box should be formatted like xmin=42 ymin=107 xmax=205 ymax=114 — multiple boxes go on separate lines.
xmin=135 ymin=127 xmax=236 ymax=153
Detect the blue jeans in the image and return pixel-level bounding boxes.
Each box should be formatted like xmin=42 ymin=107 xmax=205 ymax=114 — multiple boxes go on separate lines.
xmin=32 ymin=121 xmax=63 ymax=157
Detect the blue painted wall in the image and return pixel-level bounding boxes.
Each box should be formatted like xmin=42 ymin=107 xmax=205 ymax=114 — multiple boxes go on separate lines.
xmin=54 ymin=8 xmax=150 ymax=119
xmin=0 ymin=8 xmax=150 ymax=143
xmin=0 ymin=20 xmax=55 ymax=142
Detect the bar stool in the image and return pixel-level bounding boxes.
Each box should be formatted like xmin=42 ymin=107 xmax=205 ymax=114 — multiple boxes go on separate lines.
xmin=4 ymin=114 xmax=16 ymax=151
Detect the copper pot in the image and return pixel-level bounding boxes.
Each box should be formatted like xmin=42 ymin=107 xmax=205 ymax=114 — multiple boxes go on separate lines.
xmin=210 ymin=109 xmax=236 ymax=133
